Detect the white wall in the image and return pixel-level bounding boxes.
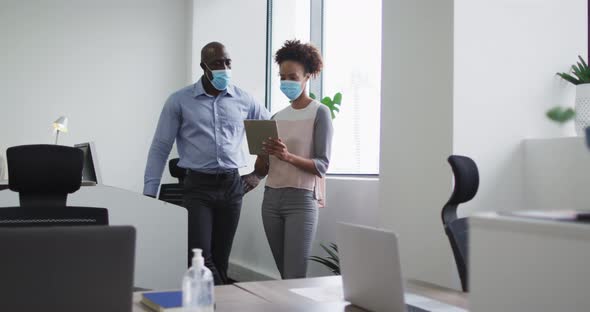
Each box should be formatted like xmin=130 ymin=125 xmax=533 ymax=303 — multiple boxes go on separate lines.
xmin=524 ymin=137 xmax=590 ymax=211
xmin=0 ymin=0 xmax=192 ymax=192
xmin=192 ymin=0 xmax=268 ymax=99
xmin=454 ymin=0 xmax=587 ymax=216
xmin=380 ymin=0 xmax=456 ymax=288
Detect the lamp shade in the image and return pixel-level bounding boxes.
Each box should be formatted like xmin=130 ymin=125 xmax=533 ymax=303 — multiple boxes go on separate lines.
xmin=53 ymin=116 xmax=68 ymax=133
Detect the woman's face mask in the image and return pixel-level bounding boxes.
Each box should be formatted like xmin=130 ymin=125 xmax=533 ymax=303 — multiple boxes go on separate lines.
xmin=280 ymin=74 xmax=309 ymax=101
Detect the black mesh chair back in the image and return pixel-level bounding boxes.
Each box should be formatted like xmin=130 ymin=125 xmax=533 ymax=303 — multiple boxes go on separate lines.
xmin=158 ymin=158 xmax=185 ymax=206
xmin=0 ymin=206 xmax=108 ymax=227
xmin=2 ymin=144 xmax=108 ymax=226
xmin=442 ymin=155 xmax=479 ymax=292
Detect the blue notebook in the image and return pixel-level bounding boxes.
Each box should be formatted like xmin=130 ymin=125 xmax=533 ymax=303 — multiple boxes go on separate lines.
xmin=141 ymin=291 xmax=183 ymax=312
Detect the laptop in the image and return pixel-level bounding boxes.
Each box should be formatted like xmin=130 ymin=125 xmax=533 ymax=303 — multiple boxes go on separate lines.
xmin=0 ymin=226 xmax=136 ymax=312
xmin=336 ymin=222 xmax=429 ymax=312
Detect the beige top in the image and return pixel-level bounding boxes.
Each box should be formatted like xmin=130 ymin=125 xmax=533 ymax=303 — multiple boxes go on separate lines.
xmin=266 ymin=101 xmax=333 ymax=207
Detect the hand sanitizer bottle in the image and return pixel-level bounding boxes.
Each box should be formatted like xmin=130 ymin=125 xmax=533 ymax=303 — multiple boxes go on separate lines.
xmin=182 ymin=249 xmax=214 ymax=312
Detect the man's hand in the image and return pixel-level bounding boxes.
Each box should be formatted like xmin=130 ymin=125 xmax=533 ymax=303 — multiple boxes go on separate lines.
xmin=241 ymin=172 xmax=263 ymax=194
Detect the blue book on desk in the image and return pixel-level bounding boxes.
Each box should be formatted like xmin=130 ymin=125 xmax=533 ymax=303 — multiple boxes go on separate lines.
xmin=141 ymin=291 xmax=183 ymax=312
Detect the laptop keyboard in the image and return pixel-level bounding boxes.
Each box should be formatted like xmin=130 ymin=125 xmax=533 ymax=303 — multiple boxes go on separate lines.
xmin=407 ymin=304 xmax=429 ymax=312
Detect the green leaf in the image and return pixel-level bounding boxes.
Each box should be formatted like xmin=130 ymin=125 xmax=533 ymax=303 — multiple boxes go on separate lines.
xmin=313 ymin=92 xmax=343 ymax=120
xmin=574 ymin=63 xmax=590 ymax=82
xmin=309 ymin=256 xmax=340 ymax=274
xmin=323 ymin=102 xmax=335 ymax=109
xmin=579 ymin=56 xmax=589 ymax=71
xmin=333 ymin=92 xmax=342 ymax=104
xmin=309 ymin=242 xmax=341 ymax=275
xmin=310 ymin=92 xmax=316 ymax=100
xmin=320 ymin=243 xmax=340 ymax=263
xmin=573 ymin=65 xmax=586 ymax=81
xmin=546 ymin=106 xmax=575 ymax=124
xmin=556 ymin=56 xmax=590 ymax=84
xmin=557 ymin=72 xmax=581 ymax=85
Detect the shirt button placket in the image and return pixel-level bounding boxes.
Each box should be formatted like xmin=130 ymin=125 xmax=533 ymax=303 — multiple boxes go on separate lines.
xmin=213 ymin=99 xmax=221 ymax=165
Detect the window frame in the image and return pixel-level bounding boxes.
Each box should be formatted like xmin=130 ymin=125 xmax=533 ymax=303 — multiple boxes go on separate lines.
xmin=264 ymin=0 xmax=380 ymax=177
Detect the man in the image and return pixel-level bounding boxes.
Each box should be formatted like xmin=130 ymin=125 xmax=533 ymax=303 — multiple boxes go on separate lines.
xmin=144 ymin=42 xmax=270 ymax=285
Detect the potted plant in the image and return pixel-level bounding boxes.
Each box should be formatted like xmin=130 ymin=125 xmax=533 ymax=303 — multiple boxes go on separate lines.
xmin=555 ymin=56 xmax=590 ymax=135
xmin=309 ymin=242 xmax=340 ymax=275
xmin=310 ymin=92 xmax=342 ymax=120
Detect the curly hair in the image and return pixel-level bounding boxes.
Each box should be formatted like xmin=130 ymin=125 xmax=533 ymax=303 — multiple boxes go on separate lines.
xmin=274 ymin=40 xmax=323 ymax=77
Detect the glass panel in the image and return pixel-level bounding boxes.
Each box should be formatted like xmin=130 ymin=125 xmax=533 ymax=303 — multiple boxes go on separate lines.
xmin=270 ymin=0 xmax=311 ymax=114
xmin=323 ymin=0 xmax=381 ymax=174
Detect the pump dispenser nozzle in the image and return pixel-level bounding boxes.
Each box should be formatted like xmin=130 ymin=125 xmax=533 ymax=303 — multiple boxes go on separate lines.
xmin=191 ymin=248 xmax=205 ymax=268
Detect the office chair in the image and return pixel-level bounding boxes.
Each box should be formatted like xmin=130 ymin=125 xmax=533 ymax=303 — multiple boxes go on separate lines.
xmin=0 ymin=144 xmax=108 ymax=227
xmin=442 ymin=155 xmax=479 ymax=292
xmin=158 ymin=158 xmax=186 ymax=206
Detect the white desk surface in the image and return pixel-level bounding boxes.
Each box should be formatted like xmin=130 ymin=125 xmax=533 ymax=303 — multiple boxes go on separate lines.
xmin=235 ymin=276 xmax=468 ymax=309
xmin=134 ymin=286 xmax=370 ymax=312
xmin=0 ymin=185 xmax=187 ymax=290
xmin=470 ymin=213 xmax=590 ymax=312
xmin=133 ymin=277 xmax=467 ymax=312
xmin=133 ymin=284 xmax=365 ymax=312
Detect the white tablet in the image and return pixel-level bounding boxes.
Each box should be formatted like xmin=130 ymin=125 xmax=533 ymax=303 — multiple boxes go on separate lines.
xmin=244 ymin=120 xmax=279 ymax=155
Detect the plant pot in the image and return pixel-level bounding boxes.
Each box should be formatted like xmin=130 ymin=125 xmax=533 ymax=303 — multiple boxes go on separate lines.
xmin=575 ymin=84 xmax=590 ymax=135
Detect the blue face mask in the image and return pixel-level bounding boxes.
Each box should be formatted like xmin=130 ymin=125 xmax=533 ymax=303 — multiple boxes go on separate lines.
xmin=280 ymin=80 xmax=304 ymax=101
xmin=204 ymin=64 xmax=232 ymax=91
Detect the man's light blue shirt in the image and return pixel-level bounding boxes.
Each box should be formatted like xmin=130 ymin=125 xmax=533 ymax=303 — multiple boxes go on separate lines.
xmin=143 ymin=78 xmax=271 ymax=196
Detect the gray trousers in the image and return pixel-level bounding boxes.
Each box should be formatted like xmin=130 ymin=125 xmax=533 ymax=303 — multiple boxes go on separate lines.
xmin=262 ymin=187 xmax=318 ymax=279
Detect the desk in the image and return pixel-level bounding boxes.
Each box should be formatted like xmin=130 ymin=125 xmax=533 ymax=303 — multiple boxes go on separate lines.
xmin=133 ymin=277 xmax=467 ymax=311
xmin=133 ymin=285 xmax=364 ymax=312
xmin=471 ymin=213 xmax=590 ymax=312
xmin=235 ymin=276 xmax=468 ymax=310
xmin=132 ymin=285 xmax=268 ymax=312
xmin=0 ymin=185 xmax=187 ymax=289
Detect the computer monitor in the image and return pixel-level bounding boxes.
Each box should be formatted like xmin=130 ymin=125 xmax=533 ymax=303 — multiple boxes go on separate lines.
xmin=74 ymin=142 xmax=102 ymax=184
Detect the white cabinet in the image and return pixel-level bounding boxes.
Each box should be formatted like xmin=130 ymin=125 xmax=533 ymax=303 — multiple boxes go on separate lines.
xmin=470 ymin=213 xmax=590 ymax=312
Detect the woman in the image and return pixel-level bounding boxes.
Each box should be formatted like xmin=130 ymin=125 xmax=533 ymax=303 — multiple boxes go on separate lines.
xmin=254 ymin=40 xmax=333 ymax=279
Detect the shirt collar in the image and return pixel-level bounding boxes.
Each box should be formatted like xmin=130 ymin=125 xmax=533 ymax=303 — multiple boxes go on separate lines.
xmin=193 ymin=77 xmax=235 ymax=98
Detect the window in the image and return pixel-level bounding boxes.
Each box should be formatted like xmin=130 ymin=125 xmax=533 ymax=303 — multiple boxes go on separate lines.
xmin=267 ymin=0 xmax=381 ymax=174
xmin=322 ymin=0 xmax=381 ymax=174
xmin=268 ymin=0 xmax=310 ymax=114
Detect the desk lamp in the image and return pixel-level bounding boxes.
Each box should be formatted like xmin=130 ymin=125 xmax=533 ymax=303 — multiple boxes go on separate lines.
xmin=53 ymin=116 xmax=68 ymax=145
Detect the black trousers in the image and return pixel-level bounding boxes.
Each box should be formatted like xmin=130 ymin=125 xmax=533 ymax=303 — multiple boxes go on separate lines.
xmin=183 ymin=169 xmax=243 ymax=285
